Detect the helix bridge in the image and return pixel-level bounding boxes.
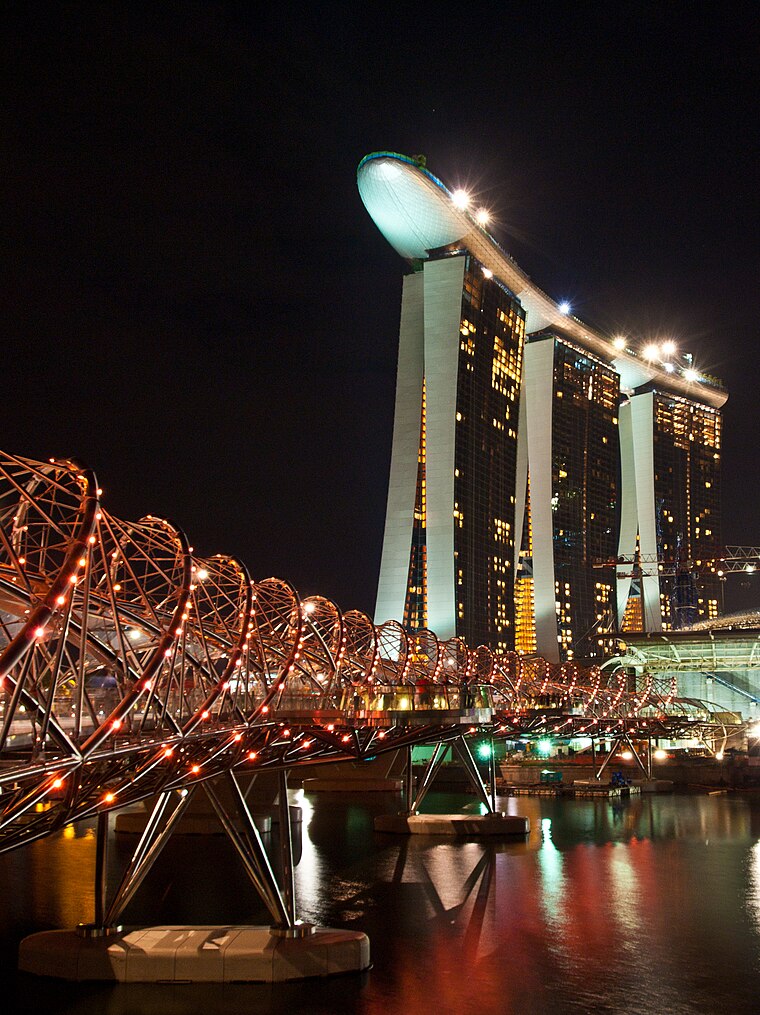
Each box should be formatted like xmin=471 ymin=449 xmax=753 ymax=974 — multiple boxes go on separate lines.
xmin=0 ymin=451 xmax=741 ymax=933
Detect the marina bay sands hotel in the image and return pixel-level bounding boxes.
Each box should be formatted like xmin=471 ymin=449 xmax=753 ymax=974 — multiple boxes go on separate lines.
xmin=357 ymin=151 xmax=727 ymax=663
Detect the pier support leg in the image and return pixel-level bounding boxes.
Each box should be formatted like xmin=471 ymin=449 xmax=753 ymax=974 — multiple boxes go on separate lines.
xmin=94 ymin=811 xmax=109 ymax=930
xmin=404 ymin=744 xmax=414 ymax=814
xmin=411 ymin=741 xmax=447 ymax=813
xmin=454 ymin=737 xmax=494 ymax=814
xmin=595 ymin=738 xmax=621 ymax=781
xmin=489 ymin=737 xmax=497 ymax=812
xmin=105 ymin=788 xmax=196 ymax=927
xmin=272 ymin=769 xmax=306 ymax=935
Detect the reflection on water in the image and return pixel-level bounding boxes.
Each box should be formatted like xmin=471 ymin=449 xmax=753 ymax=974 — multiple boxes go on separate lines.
xmin=2 ymin=792 xmax=760 ymax=1013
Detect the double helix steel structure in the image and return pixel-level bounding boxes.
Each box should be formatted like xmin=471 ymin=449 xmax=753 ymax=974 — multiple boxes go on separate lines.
xmin=0 ymin=451 xmax=740 ymax=928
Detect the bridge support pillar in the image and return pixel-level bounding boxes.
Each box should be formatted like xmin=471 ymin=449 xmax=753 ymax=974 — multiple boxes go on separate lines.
xmin=94 ymin=811 xmax=109 ymax=930
xmin=411 ymin=741 xmax=448 ymax=812
xmin=453 ymin=736 xmax=495 ymax=814
xmin=271 ymin=768 xmax=305 ymax=935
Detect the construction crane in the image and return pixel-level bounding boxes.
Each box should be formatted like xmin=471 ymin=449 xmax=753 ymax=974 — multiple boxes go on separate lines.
xmin=591 ymin=546 xmax=760 ymax=631
xmin=592 ymin=547 xmax=760 ymax=577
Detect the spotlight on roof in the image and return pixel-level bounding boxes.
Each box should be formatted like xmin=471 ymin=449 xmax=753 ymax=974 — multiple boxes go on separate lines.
xmin=642 ymin=343 xmax=660 ymax=362
xmin=476 ymin=208 xmax=490 ymax=226
xmin=684 ymin=367 xmax=700 ymax=382
xmin=612 ymin=336 xmax=627 ymax=351
xmin=451 ymin=189 xmax=470 ymax=209
xmin=559 ymin=301 xmax=571 ymax=315
xmin=662 ymin=340 xmax=677 ymax=357
xmin=482 ymin=267 xmax=493 ymax=279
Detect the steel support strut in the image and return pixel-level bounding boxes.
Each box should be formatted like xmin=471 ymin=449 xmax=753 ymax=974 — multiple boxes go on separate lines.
xmin=276 ymin=769 xmax=297 ymax=929
xmin=453 ymin=737 xmax=494 ymax=813
xmin=94 ymin=810 xmax=109 ymax=929
xmin=411 ymin=741 xmax=448 ymax=813
xmin=202 ymin=778 xmax=290 ymax=927
xmin=105 ymin=788 xmax=195 ymax=927
xmin=595 ymin=738 xmax=621 ymax=781
xmin=404 ymin=744 xmax=414 ymax=814
xmin=226 ymin=771 xmax=289 ymax=925
xmin=623 ymin=733 xmax=649 ymax=777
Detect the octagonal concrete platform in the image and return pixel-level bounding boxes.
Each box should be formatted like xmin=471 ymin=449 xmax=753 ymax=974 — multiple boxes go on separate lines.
xmin=19 ymin=925 xmax=370 ymax=983
xmin=374 ymin=812 xmax=529 ymax=836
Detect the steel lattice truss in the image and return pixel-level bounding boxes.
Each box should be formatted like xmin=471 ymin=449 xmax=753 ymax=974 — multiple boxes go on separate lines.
xmin=0 ymin=452 xmax=740 ymax=854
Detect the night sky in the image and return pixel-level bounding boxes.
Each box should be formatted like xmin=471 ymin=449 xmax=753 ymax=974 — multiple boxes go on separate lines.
xmin=1 ymin=3 xmax=758 ymax=616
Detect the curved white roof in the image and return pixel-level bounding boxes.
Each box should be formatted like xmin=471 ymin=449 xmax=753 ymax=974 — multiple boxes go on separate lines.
xmin=357 ymin=152 xmax=726 ymax=409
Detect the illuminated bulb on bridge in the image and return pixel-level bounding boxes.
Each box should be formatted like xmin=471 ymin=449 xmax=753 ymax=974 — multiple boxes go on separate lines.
xmin=476 ymin=208 xmax=490 ymax=225
xmin=642 ymin=343 xmax=660 ymax=362
xmin=451 ymin=189 xmax=470 ymax=209
xmin=559 ymin=301 xmax=571 ymax=315
xmin=613 ymin=336 xmax=626 ymax=351
xmin=661 ymin=340 xmax=677 ymax=356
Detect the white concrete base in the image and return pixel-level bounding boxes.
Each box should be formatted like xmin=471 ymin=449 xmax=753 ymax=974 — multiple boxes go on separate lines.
xmin=635 ymin=779 xmax=674 ymax=793
xmin=374 ymin=812 xmax=529 ymax=836
xmin=18 ymin=925 xmax=370 ymax=983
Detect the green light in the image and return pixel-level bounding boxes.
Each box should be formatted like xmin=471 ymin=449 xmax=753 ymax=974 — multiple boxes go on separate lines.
xmin=477 ymin=743 xmax=492 ymax=760
xmin=537 ymin=738 xmax=553 ymax=757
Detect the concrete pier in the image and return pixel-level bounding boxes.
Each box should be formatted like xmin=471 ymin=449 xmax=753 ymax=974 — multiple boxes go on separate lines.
xmin=19 ymin=925 xmax=370 ymax=983
xmin=114 ymin=802 xmax=302 ymax=836
xmin=374 ymin=812 xmax=529 ymax=836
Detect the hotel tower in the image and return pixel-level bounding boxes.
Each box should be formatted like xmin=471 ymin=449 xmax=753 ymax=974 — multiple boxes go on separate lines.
xmin=357 ymin=152 xmax=726 ymax=661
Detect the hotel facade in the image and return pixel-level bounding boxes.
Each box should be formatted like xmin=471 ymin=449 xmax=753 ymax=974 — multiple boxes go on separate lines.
xmin=358 ymin=152 xmax=726 ymax=662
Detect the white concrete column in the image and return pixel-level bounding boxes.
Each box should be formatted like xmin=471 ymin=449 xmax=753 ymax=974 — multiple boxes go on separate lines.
xmin=423 ymin=256 xmax=466 ymax=639
xmin=375 ymin=272 xmax=425 ymax=625
xmin=523 ymin=339 xmax=559 ymax=662
xmin=629 ymin=392 xmax=662 ymax=632
xmin=513 ymin=380 xmax=528 ymax=575
xmin=616 ymin=399 xmax=638 ymax=625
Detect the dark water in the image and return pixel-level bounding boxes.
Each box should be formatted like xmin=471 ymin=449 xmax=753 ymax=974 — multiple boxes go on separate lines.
xmin=2 ymin=789 xmax=760 ymax=1013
